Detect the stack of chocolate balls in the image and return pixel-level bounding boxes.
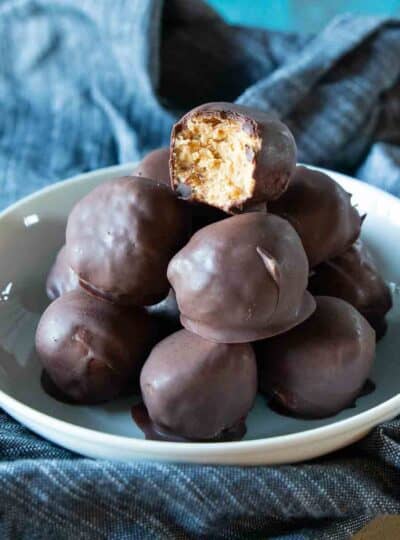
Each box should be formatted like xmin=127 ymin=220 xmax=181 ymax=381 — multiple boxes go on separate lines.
xmin=36 ymin=102 xmax=392 ymax=441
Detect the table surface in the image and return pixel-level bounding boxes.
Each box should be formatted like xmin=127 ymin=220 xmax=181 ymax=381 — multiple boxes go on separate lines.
xmin=206 ymin=0 xmax=400 ymax=32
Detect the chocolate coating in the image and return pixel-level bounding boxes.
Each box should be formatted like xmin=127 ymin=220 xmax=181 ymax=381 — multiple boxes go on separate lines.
xmin=170 ymin=102 xmax=296 ymax=211
xmin=66 ymin=176 xmax=189 ymax=306
xmin=131 ymin=402 xmax=246 ymax=442
xmin=269 ymin=166 xmax=362 ymax=267
xmin=309 ymin=240 xmax=392 ymax=339
xmin=168 ymin=213 xmax=315 ymax=343
xmin=140 ymin=329 xmax=257 ymax=440
xmin=36 ymin=290 xmax=155 ymax=404
xmin=132 ymin=147 xmax=171 ymax=187
xmin=46 ymin=246 xmax=80 ymax=300
xmin=257 ymin=296 xmax=376 ymax=418
xmin=145 ymin=289 xmax=182 ymax=339
xmin=190 ymin=202 xmax=228 ymax=234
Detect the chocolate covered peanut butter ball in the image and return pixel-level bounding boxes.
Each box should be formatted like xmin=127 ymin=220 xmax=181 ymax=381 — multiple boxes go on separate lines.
xmin=36 ymin=290 xmax=155 ymax=404
xmin=257 ymin=296 xmax=376 ymax=418
xmin=46 ymin=246 xmax=80 ymax=300
xmin=269 ymin=166 xmax=362 ymax=267
xmin=309 ymin=240 xmax=392 ymax=339
xmin=140 ymin=329 xmax=257 ymax=441
xmin=168 ymin=212 xmax=315 ymax=343
xmin=170 ymin=102 xmax=296 ymax=212
xmin=66 ymin=176 xmax=189 ymax=306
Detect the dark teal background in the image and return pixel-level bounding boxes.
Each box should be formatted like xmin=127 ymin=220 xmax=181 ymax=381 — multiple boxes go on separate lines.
xmin=206 ymin=0 xmax=400 ymax=31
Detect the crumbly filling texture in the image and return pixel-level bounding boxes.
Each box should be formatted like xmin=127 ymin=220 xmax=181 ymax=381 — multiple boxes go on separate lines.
xmin=173 ymin=115 xmax=261 ymax=210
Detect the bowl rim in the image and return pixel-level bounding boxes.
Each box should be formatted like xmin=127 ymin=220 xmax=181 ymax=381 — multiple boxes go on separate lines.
xmin=0 ymin=162 xmax=399 ymax=455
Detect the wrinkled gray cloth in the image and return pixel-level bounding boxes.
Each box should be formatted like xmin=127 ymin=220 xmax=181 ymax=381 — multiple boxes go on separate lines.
xmin=1 ymin=1 xmax=400 ymax=539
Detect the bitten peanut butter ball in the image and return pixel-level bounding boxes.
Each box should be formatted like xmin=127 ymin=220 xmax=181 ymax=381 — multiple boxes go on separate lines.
xmin=132 ymin=147 xmax=171 ymax=187
xmin=257 ymin=296 xmax=376 ymax=419
xmin=66 ymin=176 xmax=189 ymax=306
xmin=36 ymin=290 xmax=155 ymax=404
xmin=168 ymin=213 xmax=315 ymax=343
xmin=309 ymin=240 xmax=392 ymax=340
xmin=46 ymin=246 xmax=80 ymax=300
xmin=140 ymin=329 xmax=257 ymax=441
xmin=170 ymin=102 xmax=296 ymax=212
xmin=268 ymin=166 xmax=362 ymax=267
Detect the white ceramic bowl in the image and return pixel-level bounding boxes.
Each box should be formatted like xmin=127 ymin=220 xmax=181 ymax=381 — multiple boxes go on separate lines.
xmin=0 ymin=163 xmax=399 ymax=465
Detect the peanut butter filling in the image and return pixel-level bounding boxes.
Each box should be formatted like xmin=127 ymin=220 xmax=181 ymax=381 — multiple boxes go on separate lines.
xmin=173 ymin=115 xmax=261 ymax=210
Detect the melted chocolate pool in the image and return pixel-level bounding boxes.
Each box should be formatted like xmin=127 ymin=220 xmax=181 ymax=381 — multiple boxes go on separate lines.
xmin=131 ymin=402 xmax=246 ymax=442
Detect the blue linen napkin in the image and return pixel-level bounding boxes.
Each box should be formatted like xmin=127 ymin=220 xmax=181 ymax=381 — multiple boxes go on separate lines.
xmin=1 ymin=1 xmax=400 ymax=538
